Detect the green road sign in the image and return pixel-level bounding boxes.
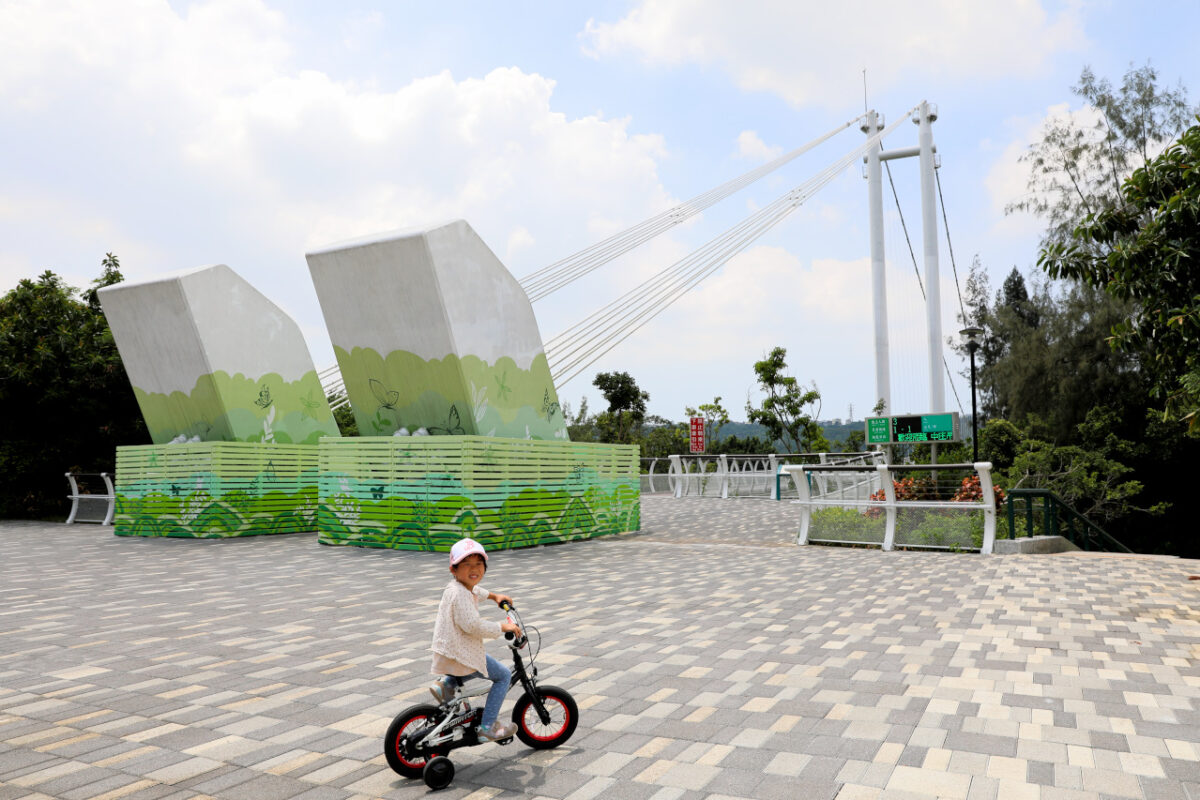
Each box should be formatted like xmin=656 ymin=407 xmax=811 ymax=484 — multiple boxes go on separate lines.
xmin=866 ymin=417 xmax=890 ymax=444
xmin=864 ymin=413 xmax=960 ymax=445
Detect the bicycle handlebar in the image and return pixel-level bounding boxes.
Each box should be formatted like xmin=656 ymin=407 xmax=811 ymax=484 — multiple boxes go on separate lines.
xmin=502 ymin=604 xmax=527 ymax=648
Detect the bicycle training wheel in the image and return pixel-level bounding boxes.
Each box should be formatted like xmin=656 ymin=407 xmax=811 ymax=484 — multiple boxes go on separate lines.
xmin=384 ymin=704 xmax=444 ymax=778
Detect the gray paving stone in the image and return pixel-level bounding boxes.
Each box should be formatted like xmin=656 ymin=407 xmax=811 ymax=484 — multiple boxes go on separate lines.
xmin=1143 ymin=776 xmax=1190 ymax=800
xmin=34 ymin=765 xmax=125 ymax=796
xmin=1 ymin=502 xmax=1199 ymax=799
xmin=179 ymin=764 xmax=259 ymax=793
xmin=1028 ymin=759 xmax=1057 ymax=786
xmin=291 ymin=786 xmax=354 ymax=800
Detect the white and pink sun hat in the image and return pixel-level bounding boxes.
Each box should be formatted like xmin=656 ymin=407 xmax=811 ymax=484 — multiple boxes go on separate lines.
xmin=449 ymin=538 xmax=488 ymax=567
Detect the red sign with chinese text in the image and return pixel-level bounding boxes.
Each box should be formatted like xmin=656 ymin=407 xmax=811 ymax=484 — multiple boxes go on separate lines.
xmin=689 ymin=417 xmax=705 ymax=453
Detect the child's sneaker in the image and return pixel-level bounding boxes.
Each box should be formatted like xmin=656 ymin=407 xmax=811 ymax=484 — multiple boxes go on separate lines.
xmin=478 ymin=721 xmax=516 ymax=741
xmin=429 ymin=677 xmax=455 ymax=705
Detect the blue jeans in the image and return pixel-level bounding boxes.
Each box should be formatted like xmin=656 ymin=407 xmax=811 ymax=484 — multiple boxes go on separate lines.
xmin=446 ymin=654 xmax=511 ymax=729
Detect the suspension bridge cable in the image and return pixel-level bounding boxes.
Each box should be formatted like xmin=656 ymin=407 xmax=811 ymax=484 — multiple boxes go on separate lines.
xmin=935 ymin=169 xmax=967 ymax=321
xmin=944 ymin=354 xmax=965 ymax=416
xmin=549 ymin=110 xmax=912 ymax=376
xmin=519 ymin=114 xmax=868 ymax=302
xmin=549 ymin=177 xmax=837 ymax=384
xmin=547 ymin=108 xmax=919 ymax=387
xmin=884 ymin=161 xmax=924 ymax=299
xmin=547 ymin=152 xmax=863 ymax=367
xmin=933 ymin=169 xmax=967 ymax=417
xmin=545 ymin=130 xmax=895 ymax=356
xmin=882 ymin=161 xmax=965 ymax=417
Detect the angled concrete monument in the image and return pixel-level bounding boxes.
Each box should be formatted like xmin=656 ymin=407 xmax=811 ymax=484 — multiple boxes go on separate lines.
xmin=98 ymin=264 xmax=340 ymax=445
xmin=306 ymin=220 xmax=568 ymax=440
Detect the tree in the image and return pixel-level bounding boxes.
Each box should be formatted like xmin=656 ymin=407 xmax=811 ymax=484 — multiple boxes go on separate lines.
xmin=745 ymin=347 xmax=828 ymax=453
xmin=1001 ymin=407 xmax=1162 ymax=526
xmin=684 ymin=396 xmax=729 ymax=451
xmin=719 ymin=433 xmax=774 ymax=454
xmin=955 ymin=261 xmax=1145 ymax=440
xmin=562 ymin=397 xmax=598 ymax=442
xmin=593 ymin=371 xmax=648 ymax=416
xmin=330 ymin=394 xmax=358 ymax=436
xmin=592 ymin=371 xmax=649 ymax=444
xmin=639 ymin=416 xmax=688 ymax=458
xmin=1007 ymin=63 xmax=1195 ymax=249
xmin=0 ymin=257 xmax=147 ymax=517
xmin=1041 ymin=118 xmax=1200 ymax=428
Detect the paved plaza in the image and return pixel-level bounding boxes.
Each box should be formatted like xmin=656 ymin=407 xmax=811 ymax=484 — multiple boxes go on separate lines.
xmin=1 ymin=497 xmax=1199 ymax=800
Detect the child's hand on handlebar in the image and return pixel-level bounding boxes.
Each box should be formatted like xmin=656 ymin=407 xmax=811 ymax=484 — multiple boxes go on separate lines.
xmin=501 ymin=620 xmax=522 ymax=637
xmin=491 ymin=593 xmax=514 ymax=609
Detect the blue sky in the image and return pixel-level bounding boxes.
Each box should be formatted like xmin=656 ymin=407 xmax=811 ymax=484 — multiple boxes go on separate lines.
xmin=3 ymin=1 xmax=1197 ymax=425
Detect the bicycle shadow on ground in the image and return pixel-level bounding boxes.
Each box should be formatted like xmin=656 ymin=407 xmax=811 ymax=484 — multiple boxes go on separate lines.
xmin=447 ymin=744 xmax=582 ymax=793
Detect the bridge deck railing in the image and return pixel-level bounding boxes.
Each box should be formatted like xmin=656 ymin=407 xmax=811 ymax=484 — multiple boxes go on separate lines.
xmin=65 ymin=471 xmax=115 ymax=525
xmin=782 ymin=462 xmax=998 ymax=553
xmin=1005 ymin=488 xmax=1132 ymax=553
xmin=649 ymin=452 xmax=883 ymax=499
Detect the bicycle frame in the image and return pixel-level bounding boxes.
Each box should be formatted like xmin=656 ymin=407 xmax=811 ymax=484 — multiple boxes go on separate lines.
xmin=410 ymin=606 xmax=549 ymax=752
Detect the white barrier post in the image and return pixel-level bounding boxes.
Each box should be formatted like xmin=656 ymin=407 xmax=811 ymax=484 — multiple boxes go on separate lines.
xmin=719 ymin=454 xmax=729 ymax=499
xmin=783 ymin=465 xmax=812 ymax=544
xmin=668 ymin=455 xmax=682 ymax=498
xmin=769 ymin=455 xmax=779 ymax=499
xmin=879 ymin=463 xmax=897 ymax=551
xmin=101 ymin=472 xmax=115 ymax=525
xmin=976 ymin=461 xmax=996 ymax=554
xmin=65 ymin=472 xmax=80 ymax=524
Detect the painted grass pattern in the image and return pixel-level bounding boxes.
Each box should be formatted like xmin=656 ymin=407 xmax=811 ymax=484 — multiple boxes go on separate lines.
xmin=114 ymin=442 xmax=319 ymax=538
xmin=317 ymin=437 xmax=639 ymax=550
xmin=113 ymin=438 xmax=640 ymax=547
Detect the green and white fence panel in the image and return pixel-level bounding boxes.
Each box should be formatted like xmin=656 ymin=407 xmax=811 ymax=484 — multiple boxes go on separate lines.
xmin=318 ymin=436 xmax=640 ymax=550
xmin=782 ymin=461 xmax=997 ymax=553
xmin=114 ymin=442 xmax=320 ymax=537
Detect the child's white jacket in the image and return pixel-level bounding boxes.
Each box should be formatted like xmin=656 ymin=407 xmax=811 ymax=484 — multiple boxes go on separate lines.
xmin=430 ymin=579 xmax=502 ymax=675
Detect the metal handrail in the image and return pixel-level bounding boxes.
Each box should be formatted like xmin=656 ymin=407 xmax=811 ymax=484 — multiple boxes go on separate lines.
xmin=660 ymin=452 xmax=882 ymax=500
xmin=782 ymin=461 xmax=998 ymax=553
xmin=1005 ymin=489 xmax=1132 ymax=553
xmin=65 ymin=471 xmax=115 ymax=525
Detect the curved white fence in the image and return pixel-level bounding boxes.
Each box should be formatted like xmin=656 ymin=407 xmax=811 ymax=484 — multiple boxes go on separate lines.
xmin=663 ymin=452 xmax=883 ymax=500
xmin=782 ymin=462 xmax=997 ymax=553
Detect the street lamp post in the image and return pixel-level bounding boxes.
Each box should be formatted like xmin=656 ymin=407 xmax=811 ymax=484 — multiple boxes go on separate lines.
xmin=960 ymin=327 xmax=983 ymax=463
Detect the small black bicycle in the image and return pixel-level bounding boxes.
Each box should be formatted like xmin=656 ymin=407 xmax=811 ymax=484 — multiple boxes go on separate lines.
xmin=383 ymin=602 xmax=579 ymax=790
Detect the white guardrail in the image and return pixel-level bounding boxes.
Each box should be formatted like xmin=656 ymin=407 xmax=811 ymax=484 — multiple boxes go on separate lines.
xmin=661 ymin=452 xmax=883 ymax=499
xmin=65 ymin=471 xmax=115 ymax=525
xmin=782 ymin=462 xmax=997 ymax=554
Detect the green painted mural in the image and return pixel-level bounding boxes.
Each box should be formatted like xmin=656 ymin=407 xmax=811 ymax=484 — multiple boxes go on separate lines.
xmin=132 ymin=369 xmax=340 ymax=445
xmin=317 ymin=437 xmax=639 ymax=550
xmin=114 ymin=442 xmax=320 ymax=538
xmin=335 ymin=346 xmax=568 ymax=441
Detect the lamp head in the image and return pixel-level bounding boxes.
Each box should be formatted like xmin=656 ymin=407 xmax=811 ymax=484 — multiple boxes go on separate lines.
xmin=959 ymin=326 xmax=984 ymax=348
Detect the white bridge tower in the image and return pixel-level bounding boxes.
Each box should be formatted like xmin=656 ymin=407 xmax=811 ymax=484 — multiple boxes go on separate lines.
xmin=864 ymin=100 xmax=943 ymax=415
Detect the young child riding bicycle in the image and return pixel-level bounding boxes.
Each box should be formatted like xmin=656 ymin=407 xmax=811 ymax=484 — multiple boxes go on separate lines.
xmin=429 ymin=538 xmax=522 ymax=741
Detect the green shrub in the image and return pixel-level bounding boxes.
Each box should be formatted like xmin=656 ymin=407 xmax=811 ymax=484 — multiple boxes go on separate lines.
xmin=808 ymin=507 xmax=883 ymax=543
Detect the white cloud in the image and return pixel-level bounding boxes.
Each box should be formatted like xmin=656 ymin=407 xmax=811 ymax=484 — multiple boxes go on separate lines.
xmin=735 ymin=130 xmax=781 ymax=161
xmin=0 ymin=0 xmax=677 ymax=364
xmin=505 ymin=226 xmax=535 ymax=261
xmin=983 ymin=102 xmax=1103 ymax=238
xmin=341 ymin=10 xmax=384 ymax=51
xmin=584 ymin=0 xmax=1086 ymax=109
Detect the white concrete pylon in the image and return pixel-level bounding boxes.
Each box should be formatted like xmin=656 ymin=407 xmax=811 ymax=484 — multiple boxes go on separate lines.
xmin=305 ymin=220 xmax=568 ymax=441
xmin=862 ymin=110 xmax=890 ymax=415
xmin=916 ymin=101 xmax=944 ymax=413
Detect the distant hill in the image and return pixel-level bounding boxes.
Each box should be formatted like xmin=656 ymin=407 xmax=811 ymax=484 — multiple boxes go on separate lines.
xmin=710 ymin=420 xmax=865 ymax=452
